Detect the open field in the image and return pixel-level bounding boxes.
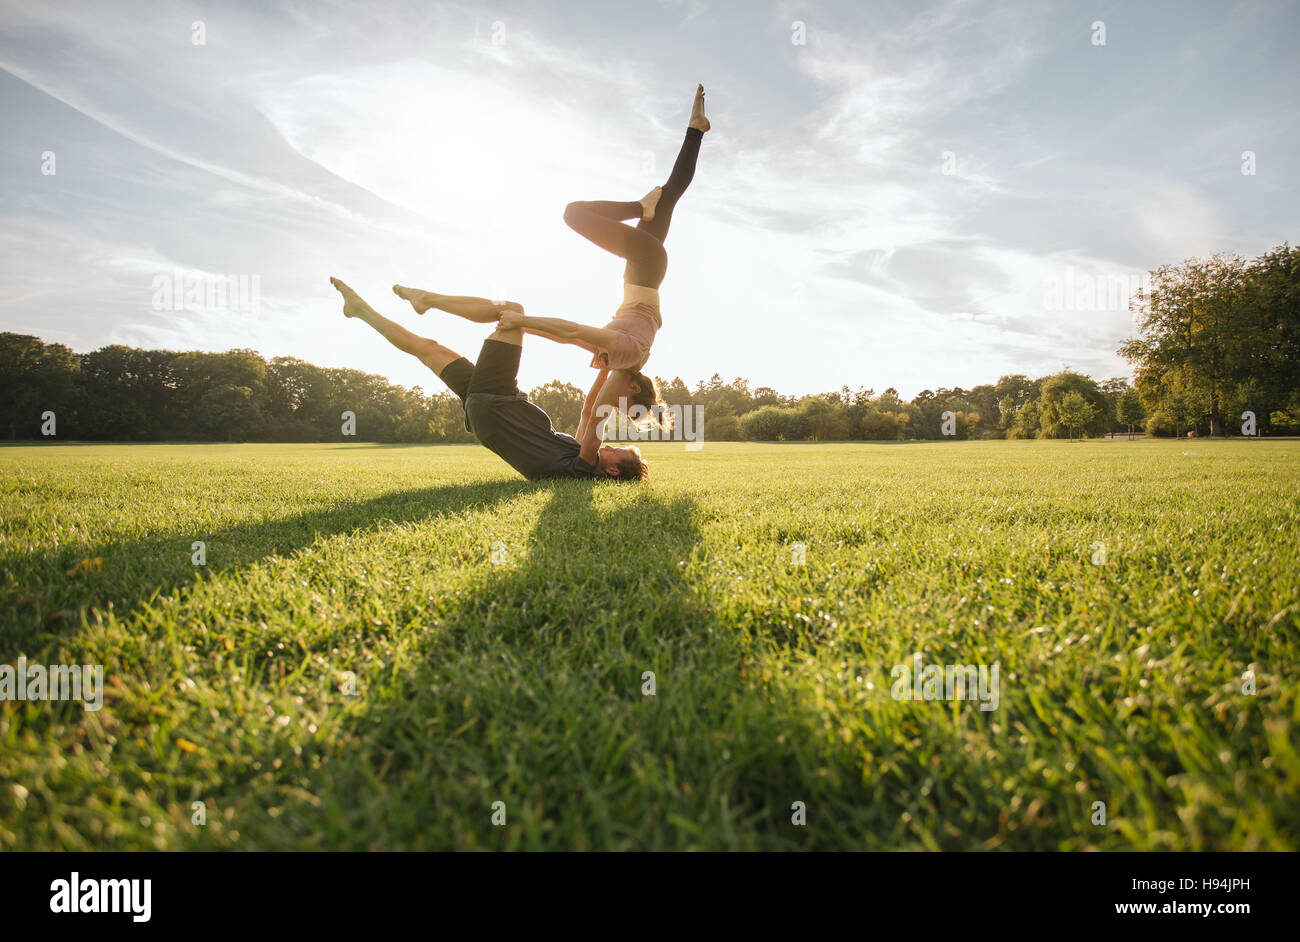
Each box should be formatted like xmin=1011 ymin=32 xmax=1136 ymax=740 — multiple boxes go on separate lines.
xmin=0 ymin=440 xmax=1297 ymax=850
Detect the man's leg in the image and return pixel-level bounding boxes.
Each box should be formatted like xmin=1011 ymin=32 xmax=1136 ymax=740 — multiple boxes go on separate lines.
xmin=392 ymin=285 xmax=524 ymax=322
xmin=466 ymin=324 xmax=525 ymax=397
xmin=330 ymin=277 xmax=462 ymax=376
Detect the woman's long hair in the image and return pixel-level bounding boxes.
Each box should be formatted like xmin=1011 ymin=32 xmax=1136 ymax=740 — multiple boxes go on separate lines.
xmin=626 ymin=371 xmax=674 ymax=433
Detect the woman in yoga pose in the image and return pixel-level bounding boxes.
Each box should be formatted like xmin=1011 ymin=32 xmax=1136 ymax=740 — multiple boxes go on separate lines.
xmin=393 ymin=84 xmax=709 ymax=425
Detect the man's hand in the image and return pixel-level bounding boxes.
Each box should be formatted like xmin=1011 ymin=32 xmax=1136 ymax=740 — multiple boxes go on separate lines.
xmin=582 ymin=368 xmax=611 ymax=418
xmin=497 ymin=310 xmax=525 ymax=331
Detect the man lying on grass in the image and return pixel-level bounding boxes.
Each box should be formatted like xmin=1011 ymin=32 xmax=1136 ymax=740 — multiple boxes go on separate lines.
xmin=329 ymin=278 xmax=649 ymax=482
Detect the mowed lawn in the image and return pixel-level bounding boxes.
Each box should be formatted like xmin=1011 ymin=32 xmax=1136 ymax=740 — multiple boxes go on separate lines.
xmin=0 ymin=440 xmax=1296 ymax=851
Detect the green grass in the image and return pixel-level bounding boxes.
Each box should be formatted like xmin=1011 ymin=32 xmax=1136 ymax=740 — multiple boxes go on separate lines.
xmin=1 ymin=440 xmax=1297 ymax=850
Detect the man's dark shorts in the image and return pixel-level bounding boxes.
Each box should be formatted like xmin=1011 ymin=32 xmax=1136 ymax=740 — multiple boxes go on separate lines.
xmin=439 ymin=339 xmax=521 ymax=401
xmin=438 ymin=339 xmax=521 ymax=432
xmin=434 ymin=338 xmax=597 ymax=481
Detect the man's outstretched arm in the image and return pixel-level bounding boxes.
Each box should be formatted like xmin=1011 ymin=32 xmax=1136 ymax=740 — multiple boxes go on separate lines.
xmin=577 ymin=367 xmax=610 ymax=465
xmin=577 ymin=367 xmax=610 ymax=436
xmin=589 ymin=370 xmax=635 ymax=425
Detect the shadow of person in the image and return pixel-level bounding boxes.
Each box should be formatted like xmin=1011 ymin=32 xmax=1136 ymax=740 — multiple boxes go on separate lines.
xmin=241 ymin=482 xmax=714 ymax=850
xmin=0 ymin=477 xmax=543 ymax=657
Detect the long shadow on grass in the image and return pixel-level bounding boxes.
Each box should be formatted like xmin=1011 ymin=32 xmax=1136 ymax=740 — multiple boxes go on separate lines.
xmin=0 ymin=478 xmax=541 ymax=655
xmin=269 ymin=483 xmax=717 ymax=849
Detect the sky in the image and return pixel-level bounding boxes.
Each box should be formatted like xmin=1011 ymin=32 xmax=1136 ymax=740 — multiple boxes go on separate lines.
xmin=1 ymin=0 xmax=1297 ymax=398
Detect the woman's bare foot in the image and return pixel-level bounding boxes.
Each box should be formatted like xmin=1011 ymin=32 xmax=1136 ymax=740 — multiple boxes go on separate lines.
xmin=392 ymin=284 xmax=436 ymax=315
xmin=330 ymin=277 xmax=376 ymax=319
xmin=689 ymin=84 xmax=710 ymax=133
xmin=640 ymin=186 xmax=662 ymax=222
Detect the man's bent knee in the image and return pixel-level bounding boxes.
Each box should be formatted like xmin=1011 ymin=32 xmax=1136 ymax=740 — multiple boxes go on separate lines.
xmin=487 ymin=327 xmax=523 ymax=346
xmin=417 ymin=340 xmax=459 ymax=373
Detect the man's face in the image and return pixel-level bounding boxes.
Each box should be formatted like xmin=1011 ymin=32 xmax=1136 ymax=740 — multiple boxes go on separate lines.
xmin=597 ymin=444 xmax=639 ymax=477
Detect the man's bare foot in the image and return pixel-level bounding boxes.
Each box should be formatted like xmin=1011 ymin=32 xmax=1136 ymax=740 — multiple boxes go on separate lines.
xmin=640 ymin=186 xmax=662 ymax=222
xmin=392 ymin=284 xmax=436 ymax=315
xmin=689 ymin=84 xmax=710 ymax=133
xmin=330 ymin=277 xmax=375 ymax=320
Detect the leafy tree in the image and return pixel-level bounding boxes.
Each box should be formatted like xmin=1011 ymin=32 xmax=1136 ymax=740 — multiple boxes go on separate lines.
xmin=967 ymin=384 xmax=999 ymax=433
xmin=740 ymin=405 xmax=806 ymax=441
xmin=1237 ymin=244 xmax=1300 ymax=433
xmin=1037 ymin=371 xmax=1109 ymax=439
xmin=170 ymin=350 xmax=269 ymax=438
xmin=858 ymin=407 xmax=909 ymax=440
xmin=799 ymin=396 xmax=851 ymax=440
xmin=1120 ymin=252 xmax=1254 ymax=436
xmin=79 ymin=345 xmax=178 ymax=440
xmin=738 ymin=406 xmax=783 ymax=441
xmin=1099 ymin=377 xmax=1131 ymax=434
xmin=995 ymin=374 xmax=1036 ymax=410
xmin=957 ymin=410 xmax=982 ymax=439
xmin=1056 ymin=391 xmax=1097 ymax=442
xmin=193 ymin=384 xmax=263 ymax=441
xmin=266 ymin=356 xmax=331 ymax=439
xmin=1007 ymin=400 xmax=1040 ymax=439
xmin=653 ymin=377 xmax=694 ymax=413
xmin=427 ymin=393 xmax=476 ymax=443
xmin=0 ymin=333 xmax=81 ymax=439
xmin=707 ymin=413 xmax=741 ymax=441
xmin=1116 ymin=389 xmax=1145 ymax=440
xmin=529 ymin=381 xmax=584 ymax=434
xmin=1269 ymin=409 xmax=1300 ymax=434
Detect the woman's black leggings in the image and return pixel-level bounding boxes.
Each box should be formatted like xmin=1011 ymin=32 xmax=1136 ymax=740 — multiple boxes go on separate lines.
xmin=562 ymin=127 xmax=703 ymax=289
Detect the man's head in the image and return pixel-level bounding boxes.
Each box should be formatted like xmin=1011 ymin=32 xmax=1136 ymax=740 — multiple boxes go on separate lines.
xmin=596 ymin=443 xmax=649 ymax=483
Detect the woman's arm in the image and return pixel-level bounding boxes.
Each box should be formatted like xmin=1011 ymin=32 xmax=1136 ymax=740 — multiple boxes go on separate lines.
xmin=499 ymin=311 xmax=619 ymax=354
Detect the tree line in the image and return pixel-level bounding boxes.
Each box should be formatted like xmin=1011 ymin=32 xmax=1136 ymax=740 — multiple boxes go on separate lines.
xmin=3 ymin=244 xmax=1295 ymax=443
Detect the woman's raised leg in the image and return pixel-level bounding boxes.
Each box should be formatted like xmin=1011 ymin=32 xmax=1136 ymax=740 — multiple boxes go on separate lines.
xmin=563 ymin=85 xmax=707 ymax=288
xmin=563 ymin=199 xmax=668 ymax=289
xmin=634 ymin=130 xmax=703 ymax=247
xmin=635 ymin=85 xmax=708 ymax=246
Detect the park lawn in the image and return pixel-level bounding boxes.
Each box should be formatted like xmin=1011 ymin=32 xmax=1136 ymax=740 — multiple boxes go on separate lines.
xmin=0 ymin=439 xmax=1296 ymax=851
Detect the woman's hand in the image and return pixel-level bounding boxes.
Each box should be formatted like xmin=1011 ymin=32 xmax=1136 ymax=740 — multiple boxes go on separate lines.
xmin=497 ymin=310 xmax=525 ymax=330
